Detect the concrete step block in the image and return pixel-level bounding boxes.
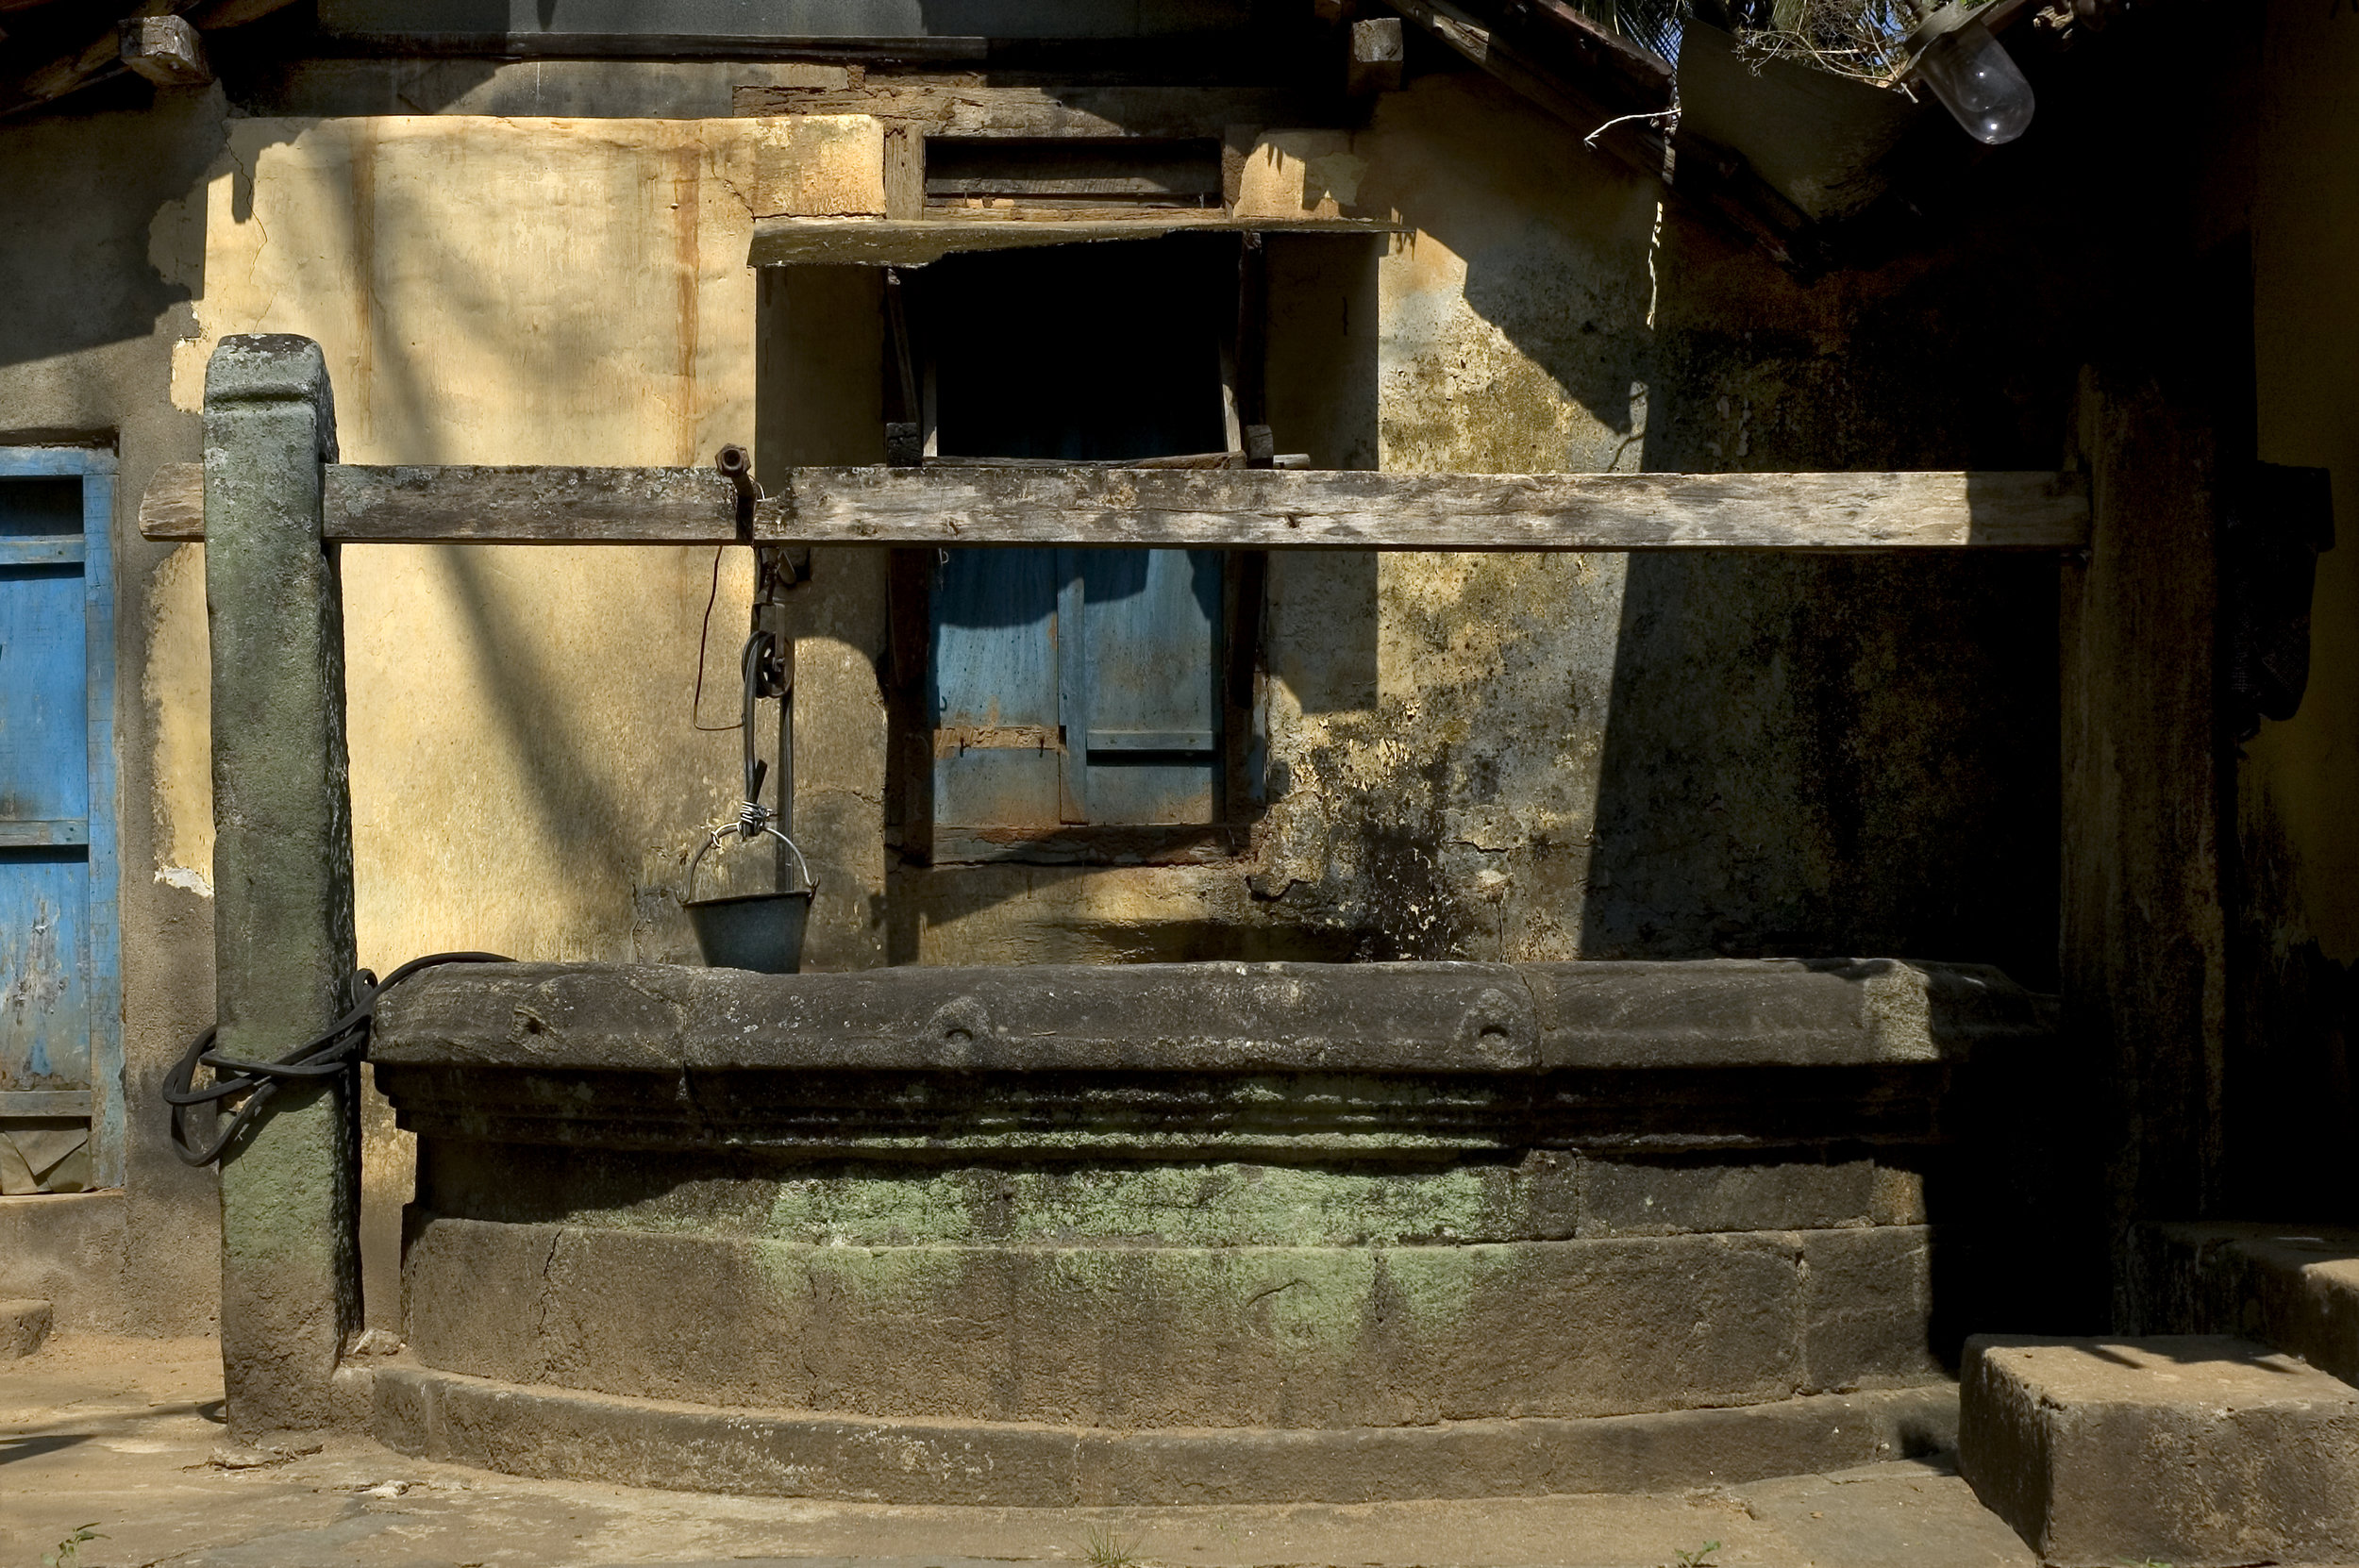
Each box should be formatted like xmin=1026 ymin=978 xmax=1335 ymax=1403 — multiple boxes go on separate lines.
xmin=1959 ymin=1334 xmax=2359 ymax=1567
xmin=2132 ymin=1222 xmax=2359 ymax=1383
xmin=1 ymin=1297 xmax=52 ymax=1359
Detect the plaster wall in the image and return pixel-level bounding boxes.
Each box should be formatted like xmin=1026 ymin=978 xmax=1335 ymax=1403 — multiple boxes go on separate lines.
xmin=144 ymin=112 xmax=905 ymax=1325
xmin=2234 ymin=0 xmax=2359 ymax=1212
xmin=2250 ymin=2 xmax=2359 ymax=954
xmin=895 ymin=73 xmax=2058 ymax=985
xmin=0 ymin=85 xmax=228 ymax=1332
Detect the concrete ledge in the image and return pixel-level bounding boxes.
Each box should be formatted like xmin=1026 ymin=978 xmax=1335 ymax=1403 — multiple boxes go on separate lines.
xmin=0 ymin=1298 xmax=52 ymax=1359
xmin=2130 ymin=1222 xmax=2359 ymax=1384
xmin=374 ymin=958 xmax=2051 ymax=1074
xmin=402 ymin=1219 xmax=1941 ymax=1427
xmin=374 ymin=1362 xmax=1957 ymax=1504
xmin=0 ymin=1192 xmax=129 ymax=1332
xmin=1959 ymin=1334 xmax=2359 ymax=1567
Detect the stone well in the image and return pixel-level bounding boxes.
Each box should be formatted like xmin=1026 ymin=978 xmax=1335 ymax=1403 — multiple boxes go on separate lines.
xmin=365 ymin=957 xmax=2056 ymax=1504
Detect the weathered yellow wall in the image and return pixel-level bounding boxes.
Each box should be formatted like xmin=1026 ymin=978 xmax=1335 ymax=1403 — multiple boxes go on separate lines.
xmin=2250 ymin=2 xmax=2359 ymax=964
xmin=147 ymin=114 xmax=884 ymax=1324
xmin=894 ymin=68 xmax=2062 ymax=978
xmin=152 ymin=114 xmax=894 ymax=963
xmin=895 ymin=74 xmax=1662 ymax=964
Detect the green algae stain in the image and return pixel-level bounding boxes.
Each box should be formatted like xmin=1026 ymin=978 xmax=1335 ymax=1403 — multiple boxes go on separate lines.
xmin=756 ymin=1159 xmax=1553 ymax=1248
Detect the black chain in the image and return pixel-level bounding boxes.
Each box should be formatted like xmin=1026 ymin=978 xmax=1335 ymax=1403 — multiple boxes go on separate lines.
xmin=163 ymin=952 xmax=511 ymax=1167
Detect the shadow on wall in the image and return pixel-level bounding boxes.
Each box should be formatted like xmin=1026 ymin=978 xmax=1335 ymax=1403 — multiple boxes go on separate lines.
xmin=1581 ymin=245 xmax=2071 ymax=979
xmin=1578 ymin=551 xmax=2061 ymax=985
xmin=0 ymin=85 xmax=225 ymax=383
xmin=1354 ymin=73 xmax=1659 ymax=471
xmin=1574 ymin=7 xmax=2267 ymax=992
xmin=1247 ymin=67 xmax=2067 ymax=979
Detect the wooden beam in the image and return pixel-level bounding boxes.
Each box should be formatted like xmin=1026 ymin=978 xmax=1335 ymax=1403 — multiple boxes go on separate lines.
xmin=1384 ymin=0 xmax=1666 ymax=175
xmin=733 ymin=80 xmax=1317 ymax=140
xmin=2060 ymin=368 xmax=2228 ymax=1306
xmin=751 ymin=210 xmax=1398 ymax=267
xmin=1348 ymin=18 xmax=1406 ymax=94
xmin=142 ymin=461 xmax=2091 ymax=550
xmin=140 ymin=462 xmax=737 ymax=543
xmin=1 ymin=0 xmax=300 ymax=119
xmin=774 ymin=466 xmax=2088 ymax=549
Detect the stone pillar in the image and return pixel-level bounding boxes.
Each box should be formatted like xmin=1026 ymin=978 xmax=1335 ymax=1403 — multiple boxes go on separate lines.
xmin=203 ymin=335 xmax=360 ymax=1439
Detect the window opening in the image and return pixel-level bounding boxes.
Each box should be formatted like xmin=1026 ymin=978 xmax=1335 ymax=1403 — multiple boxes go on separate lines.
xmin=906 ymin=236 xmax=1246 ymax=863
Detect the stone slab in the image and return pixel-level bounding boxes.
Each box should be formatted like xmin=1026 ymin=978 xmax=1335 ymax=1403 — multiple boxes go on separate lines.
xmin=377 ymin=1055 xmax=1957 ymax=1159
xmin=1958 ymin=1334 xmax=2359 ymax=1567
xmin=0 ymin=1297 xmax=52 ymax=1359
xmin=372 ymin=957 xmax=2050 ymax=1074
xmin=373 ymin=1360 xmax=1958 ymax=1505
xmin=400 ymin=1218 xmax=1937 ymax=1427
xmin=2131 ymin=1221 xmax=2359 ymax=1385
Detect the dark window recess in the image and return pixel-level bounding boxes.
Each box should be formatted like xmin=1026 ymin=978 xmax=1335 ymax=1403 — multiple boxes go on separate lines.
xmin=925 ymin=139 xmax=1224 ymax=207
xmin=898 ymin=237 xmax=1255 ymax=865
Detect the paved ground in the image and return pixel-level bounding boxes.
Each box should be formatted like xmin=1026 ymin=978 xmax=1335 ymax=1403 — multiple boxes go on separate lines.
xmin=2 ymin=1337 xmax=2035 ymax=1568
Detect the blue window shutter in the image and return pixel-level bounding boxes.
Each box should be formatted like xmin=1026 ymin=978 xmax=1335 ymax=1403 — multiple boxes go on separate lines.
xmin=929 ymin=546 xmax=1222 ymax=832
xmin=930 ymin=548 xmax=1067 ymax=829
xmin=1077 ymin=548 xmax=1222 ymax=826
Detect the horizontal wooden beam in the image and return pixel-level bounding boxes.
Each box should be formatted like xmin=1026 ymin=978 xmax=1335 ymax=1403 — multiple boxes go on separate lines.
xmin=142 ymin=462 xmax=2091 ymax=551
xmin=750 ymin=210 xmax=1397 ymax=267
xmin=732 ymin=80 xmax=1315 ymax=139
xmin=775 ymin=466 xmax=2088 ymax=549
xmin=0 ymin=1090 xmax=92 ymax=1117
xmin=140 ymin=462 xmax=743 ymax=544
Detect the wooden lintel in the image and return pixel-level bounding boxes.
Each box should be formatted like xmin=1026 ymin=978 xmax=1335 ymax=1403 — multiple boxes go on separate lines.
xmin=750 ymin=211 xmax=1399 ymax=268
xmin=733 ymin=81 xmax=1319 ymax=141
xmin=142 ymin=461 xmax=2091 ymax=551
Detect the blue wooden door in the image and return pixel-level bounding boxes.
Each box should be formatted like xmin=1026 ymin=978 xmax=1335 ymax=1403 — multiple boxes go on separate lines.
xmin=0 ymin=452 xmax=119 ymax=1193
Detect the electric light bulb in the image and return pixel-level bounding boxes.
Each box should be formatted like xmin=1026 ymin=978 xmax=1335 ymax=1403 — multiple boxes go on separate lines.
xmin=1915 ymin=19 xmax=2035 ymax=145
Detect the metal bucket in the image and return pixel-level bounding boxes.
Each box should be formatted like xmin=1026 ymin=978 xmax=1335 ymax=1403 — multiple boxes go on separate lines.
xmin=683 ymin=825 xmax=815 ymax=975
xmin=684 ymin=889 xmax=812 ymax=975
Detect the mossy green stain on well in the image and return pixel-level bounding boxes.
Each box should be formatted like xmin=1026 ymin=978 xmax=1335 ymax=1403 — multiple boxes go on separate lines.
xmin=757 ymin=1159 xmax=1558 ymax=1248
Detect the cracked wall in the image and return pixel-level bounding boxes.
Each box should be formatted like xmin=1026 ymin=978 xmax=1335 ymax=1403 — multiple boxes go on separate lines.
xmin=896 ymin=71 xmax=2059 ymax=981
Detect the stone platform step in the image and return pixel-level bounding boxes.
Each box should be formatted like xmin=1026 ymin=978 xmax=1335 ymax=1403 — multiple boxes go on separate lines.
xmin=0 ymin=1297 xmax=51 ymax=1359
xmin=371 ymin=1361 xmax=1957 ymax=1506
xmin=2131 ymin=1222 xmax=2359 ymax=1382
xmin=1958 ymin=1334 xmax=2359 ymax=1568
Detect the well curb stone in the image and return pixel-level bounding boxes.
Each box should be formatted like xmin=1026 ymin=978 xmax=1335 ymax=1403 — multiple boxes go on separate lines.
xmin=374 ymin=1361 xmax=1957 ymax=1505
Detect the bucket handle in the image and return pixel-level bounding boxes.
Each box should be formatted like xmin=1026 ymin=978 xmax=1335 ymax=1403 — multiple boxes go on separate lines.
xmin=685 ymin=821 xmax=815 ymax=905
